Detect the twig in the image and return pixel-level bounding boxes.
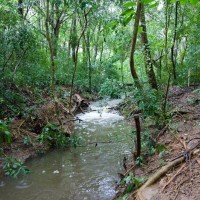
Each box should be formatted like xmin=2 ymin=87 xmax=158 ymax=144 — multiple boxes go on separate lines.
xmin=136 ymin=141 xmax=200 ymax=200
xmin=196 ymin=158 xmax=200 ymax=167
xmin=173 ymin=178 xmax=189 ymax=200
xmin=170 ymin=142 xmax=200 ymax=162
xmin=187 ymin=137 xmax=200 ymax=144
xmin=124 ymin=164 xmax=136 ymax=177
xmin=156 ymin=125 xmax=168 ymax=141
xmin=160 ymin=163 xmax=186 ymax=192
xmin=17 ymin=119 xmax=26 ymax=136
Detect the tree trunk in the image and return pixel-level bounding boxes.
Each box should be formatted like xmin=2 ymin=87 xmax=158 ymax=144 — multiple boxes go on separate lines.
xmin=87 ymin=32 xmax=92 ymax=93
xmin=140 ymin=3 xmax=158 ymax=90
xmin=163 ymin=0 xmax=171 ymax=114
xmin=70 ymin=9 xmax=91 ymax=104
xmin=18 ymin=0 xmax=23 ymax=19
xmin=130 ymin=0 xmax=142 ymax=89
xmin=171 ymin=1 xmax=179 ymax=81
xmin=45 ymin=0 xmax=55 ymax=92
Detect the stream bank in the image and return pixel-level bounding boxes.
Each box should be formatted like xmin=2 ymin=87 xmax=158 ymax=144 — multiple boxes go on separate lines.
xmin=0 ymin=99 xmax=134 ymax=200
xmin=115 ymin=86 xmax=200 ymax=200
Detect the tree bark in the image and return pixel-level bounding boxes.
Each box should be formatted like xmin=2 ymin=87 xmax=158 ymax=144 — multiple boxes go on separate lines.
xmin=134 ymin=115 xmax=141 ymax=159
xmin=140 ymin=3 xmax=158 ymax=90
xmin=18 ymin=0 xmax=23 ymax=19
xmin=163 ymin=0 xmax=171 ymax=114
xmin=70 ymin=8 xmax=91 ymax=104
xmin=130 ymin=0 xmax=141 ymax=89
xmin=171 ymin=1 xmax=179 ymax=81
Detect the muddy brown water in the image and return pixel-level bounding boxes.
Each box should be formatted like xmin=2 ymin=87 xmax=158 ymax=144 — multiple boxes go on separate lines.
xmin=0 ymin=99 xmax=133 ymax=200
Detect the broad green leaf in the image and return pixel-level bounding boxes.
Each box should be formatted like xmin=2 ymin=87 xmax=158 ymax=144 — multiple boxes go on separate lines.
xmin=123 ymin=14 xmax=133 ymax=26
xmin=189 ymin=0 xmax=198 ymax=5
xmin=149 ymin=2 xmax=159 ymax=8
xmin=107 ymin=21 xmax=119 ymax=30
xmin=180 ymin=0 xmax=189 ymax=4
xmin=141 ymin=0 xmax=155 ymax=4
xmin=126 ymin=183 xmax=134 ymax=192
xmin=133 ymin=177 xmax=143 ymax=187
xmin=125 ymin=175 xmax=132 ymax=184
xmin=120 ymin=8 xmax=135 ymax=17
xmin=138 ymin=26 xmax=143 ymax=33
xmin=123 ymin=1 xmax=136 ymax=8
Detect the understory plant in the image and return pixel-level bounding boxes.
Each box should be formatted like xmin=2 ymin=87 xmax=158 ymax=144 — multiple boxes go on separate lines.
xmin=99 ymin=78 xmax=122 ymax=98
xmin=3 ymin=156 xmax=30 ymax=178
xmin=37 ymin=123 xmax=71 ymax=148
xmin=119 ymin=173 xmax=147 ymax=198
xmin=0 ymin=119 xmax=12 ymax=144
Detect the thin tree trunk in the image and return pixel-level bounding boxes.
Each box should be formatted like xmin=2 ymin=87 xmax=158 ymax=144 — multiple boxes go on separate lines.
xmin=140 ymin=3 xmax=158 ymax=90
xmin=130 ymin=0 xmax=142 ymax=89
xmin=159 ymin=50 xmax=163 ymax=80
xmin=70 ymin=8 xmax=91 ymax=104
xmin=93 ymin=23 xmax=101 ymax=62
xmin=171 ymin=1 xmax=179 ymax=81
xmin=134 ymin=115 xmax=141 ymax=159
xmin=45 ymin=0 xmax=55 ymax=93
xmin=100 ymin=39 xmax=104 ymax=63
xmin=163 ymin=0 xmax=171 ymax=114
xmin=180 ymin=36 xmax=188 ymax=65
xmin=87 ymin=32 xmax=92 ymax=93
xmin=18 ymin=0 xmax=24 ymax=19
xmin=81 ymin=22 xmax=92 ymax=93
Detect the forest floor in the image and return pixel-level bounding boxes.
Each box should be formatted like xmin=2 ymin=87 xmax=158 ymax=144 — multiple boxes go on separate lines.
xmin=0 ymin=87 xmax=90 ymax=174
xmin=116 ymin=86 xmax=200 ymax=200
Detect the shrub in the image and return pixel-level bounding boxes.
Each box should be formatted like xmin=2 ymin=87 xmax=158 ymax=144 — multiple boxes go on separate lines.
xmin=99 ymin=78 xmax=122 ymax=98
xmin=3 ymin=157 xmax=30 ymax=178
xmin=37 ymin=123 xmax=70 ymax=148
xmin=0 ymin=119 xmax=12 ymax=144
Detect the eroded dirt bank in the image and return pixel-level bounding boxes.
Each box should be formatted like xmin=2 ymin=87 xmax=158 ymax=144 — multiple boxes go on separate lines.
xmin=116 ymin=86 xmax=200 ymax=200
xmin=0 ymin=90 xmax=89 ymax=173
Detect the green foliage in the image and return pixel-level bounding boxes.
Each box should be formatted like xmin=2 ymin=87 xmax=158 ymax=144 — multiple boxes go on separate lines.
xmin=0 ymin=81 xmax=26 ymax=117
xmin=70 ymin=134 xmax=82 ymax=148
xmin=0 ymin=119 xmax=12 ymax=144
xmin=37 ymin=124 xmax=71 ymax=148
xmin=99 ymin=79 xmax=122 ymax=98
xmin=135 ymin=156 xmax=145 ymax=165
xmin=132 ymin=87 xmax=166 ymax=127
xmin=170 ymin=0 xmax=198 ymax=6
xmin=155 ymin=143 xmax=167 ymax=154
xmin=192 ymin=88 xmax=200 ymax=94
xmin=121 ymin=173 xmax=147 ymax=193
xmin=3 ymin=157 xmax=31 ymax=178
xmin=23 ymin=136 xmax=32 ymax=146
xmin=37 ymin=123 xmax=83 ymax=148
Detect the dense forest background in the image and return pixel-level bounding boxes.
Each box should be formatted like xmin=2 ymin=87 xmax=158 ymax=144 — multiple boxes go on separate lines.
xmin=0 ymin=0 xmax=199 ymax=118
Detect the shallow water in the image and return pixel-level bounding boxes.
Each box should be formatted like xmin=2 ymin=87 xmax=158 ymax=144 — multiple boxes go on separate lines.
xmin=0 ymin=99 xmax=133 ymax=200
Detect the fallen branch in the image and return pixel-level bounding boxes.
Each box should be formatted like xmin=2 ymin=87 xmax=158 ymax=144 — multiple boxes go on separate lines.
xmin=156 ymin=125 xmax=168 ymax=141
xmin=173 ymin=178 xmax=189 ymax=200
xmin=124 ymin=164 xmax=136 ymax=177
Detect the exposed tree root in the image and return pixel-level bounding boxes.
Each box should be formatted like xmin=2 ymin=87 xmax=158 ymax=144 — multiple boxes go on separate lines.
xmin=160 ymin=163 xmax=186 ymax=192
xmin=135 ymin=143 xmax=200 ymax=200
xmin=136 ymin=156 xmax=184 ymax=200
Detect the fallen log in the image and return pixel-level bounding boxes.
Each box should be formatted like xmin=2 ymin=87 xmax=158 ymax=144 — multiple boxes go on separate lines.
xmin=71 ymin=94 xmax=89 ymax=113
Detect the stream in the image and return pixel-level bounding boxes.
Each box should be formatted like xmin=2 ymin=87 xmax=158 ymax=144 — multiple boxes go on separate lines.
xmin=0 ymin=99 xmax=133 ymax=200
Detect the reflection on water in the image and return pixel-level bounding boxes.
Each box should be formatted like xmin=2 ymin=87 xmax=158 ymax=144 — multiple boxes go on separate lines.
xmin=0 ymin=99 xmax=133 ymax=200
